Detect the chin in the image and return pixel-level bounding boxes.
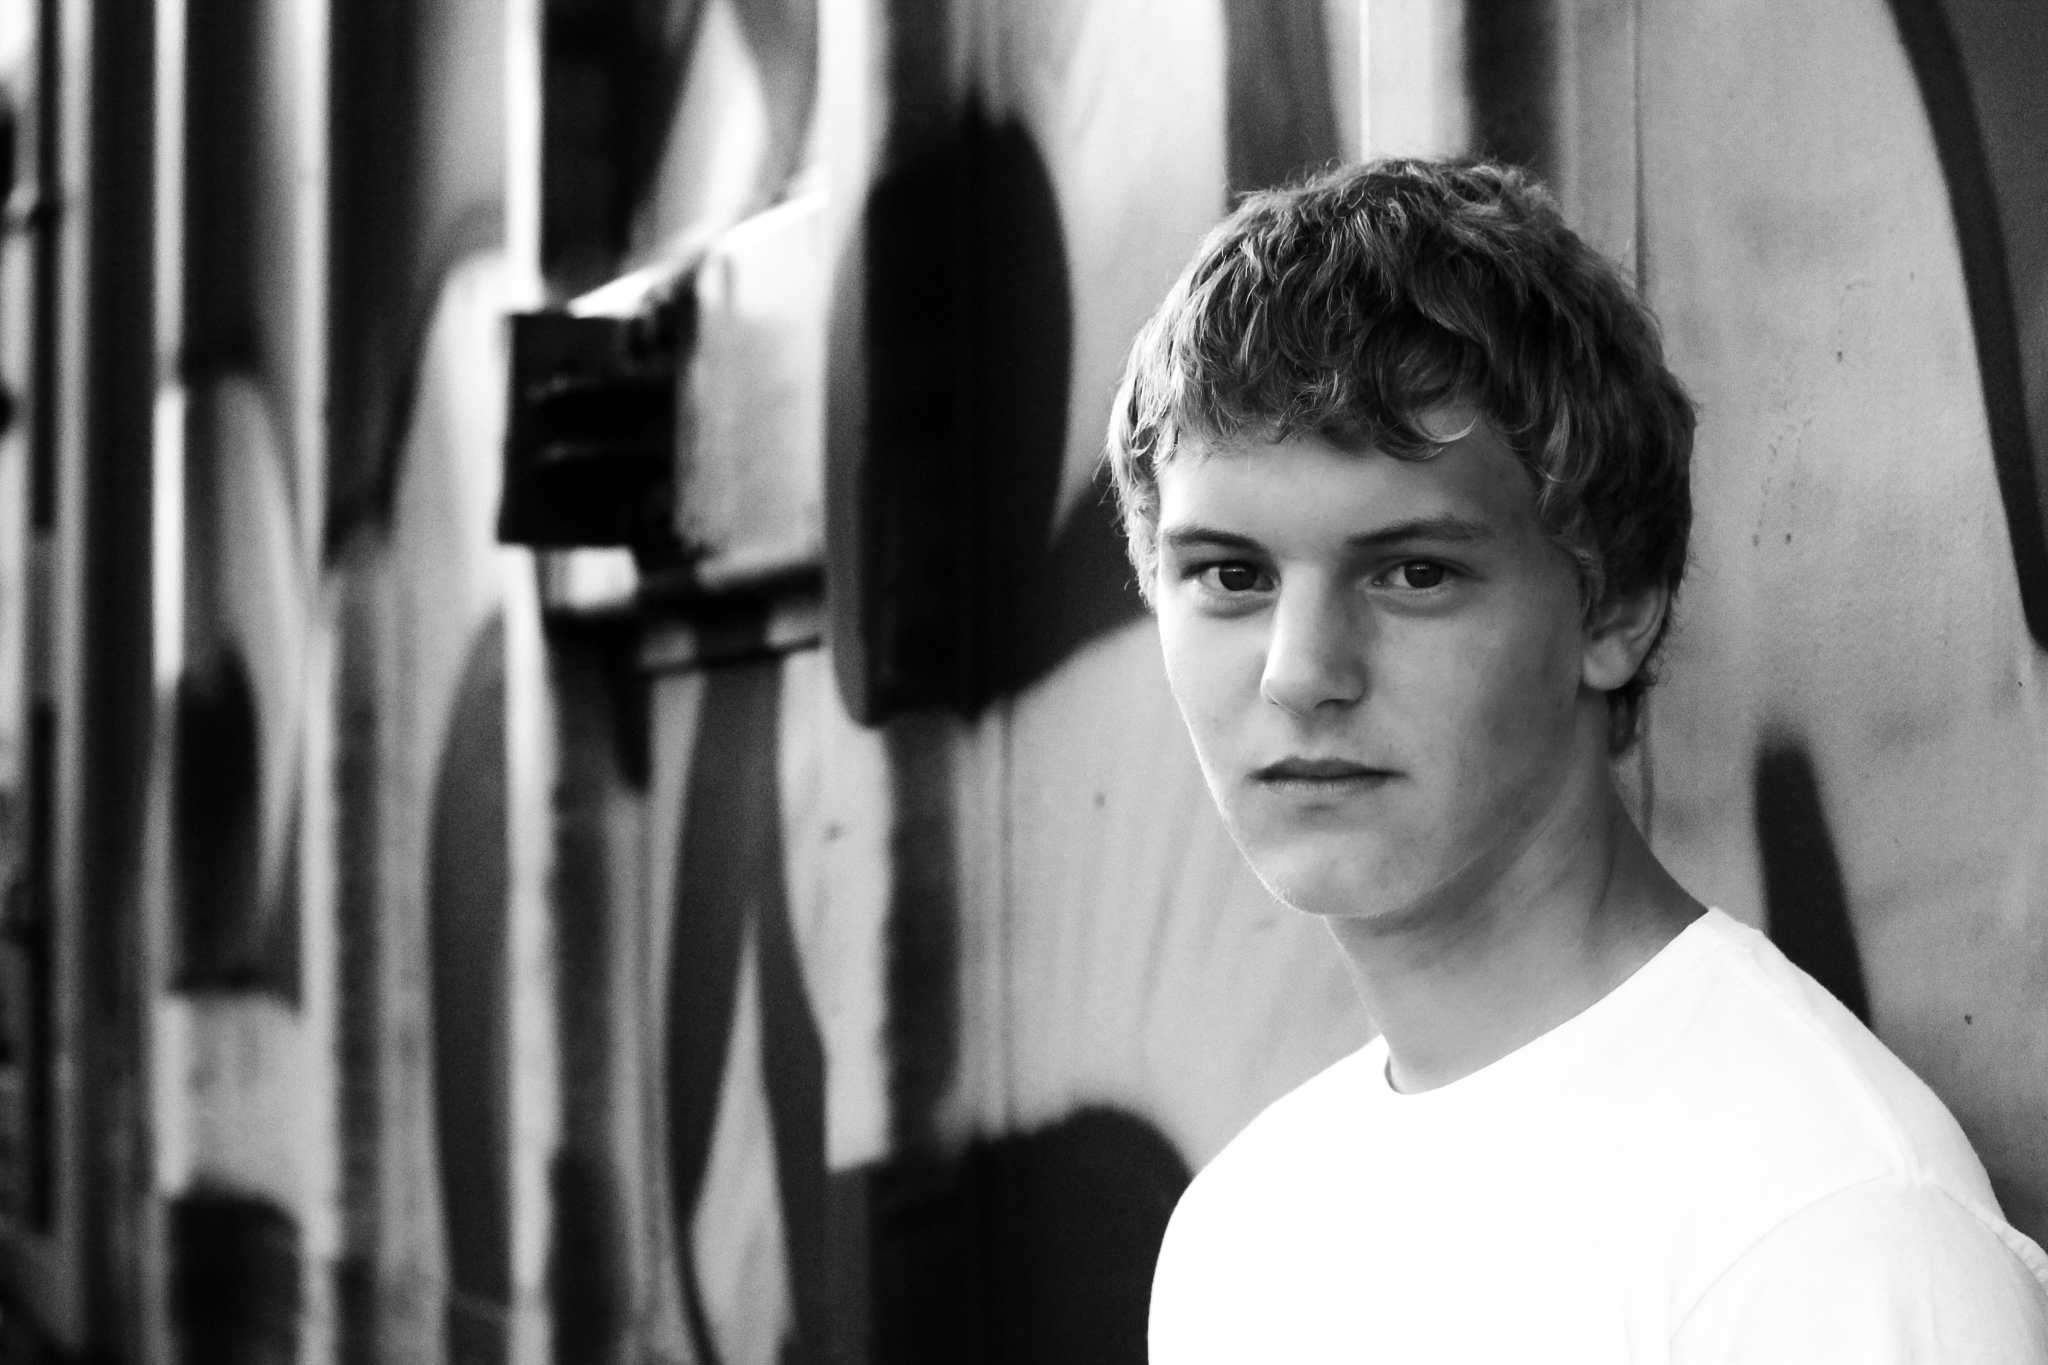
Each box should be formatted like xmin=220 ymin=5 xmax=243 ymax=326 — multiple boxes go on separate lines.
xmin=1239 ymin=843 xmax=1408 ymax=921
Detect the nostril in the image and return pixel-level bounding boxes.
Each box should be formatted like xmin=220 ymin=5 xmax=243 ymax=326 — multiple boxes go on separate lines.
xmin=1262 ymin=588 xmax=1368 ymax=711
xmin=1260 ymin=648 xmax=1367 ymax=714
xmin=1261 ymin=661 xmax=1363 ymax=715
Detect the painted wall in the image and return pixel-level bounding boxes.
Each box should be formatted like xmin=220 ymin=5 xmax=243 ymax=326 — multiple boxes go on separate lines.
xmin=5 ymin=0 xmax=2048 ymax=1361
xmin=1639 ymin=0 xmax=2048 ymax=1239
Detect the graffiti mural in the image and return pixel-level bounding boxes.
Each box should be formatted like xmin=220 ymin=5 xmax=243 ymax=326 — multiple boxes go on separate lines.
xmin=3 ymin=0 xmax=2048 ymax=1360
xmin=1639 ymin=0 xmax=2048 ymax=1240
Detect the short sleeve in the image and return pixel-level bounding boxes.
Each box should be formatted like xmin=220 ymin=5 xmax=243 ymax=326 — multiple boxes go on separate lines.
xmin=1671 ymin=1176 xmax=2048 ymax=1365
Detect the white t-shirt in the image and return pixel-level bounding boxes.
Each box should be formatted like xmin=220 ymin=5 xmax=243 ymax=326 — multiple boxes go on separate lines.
xmin=1149 ymin=908 xmax=2048 ymax=1363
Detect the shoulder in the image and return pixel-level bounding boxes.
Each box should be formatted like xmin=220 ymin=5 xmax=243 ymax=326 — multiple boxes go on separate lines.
xmin=1670 ymin=1175 xmax=2048 ymax=1363
xmin=1149 ymin=1041 xmax=1387 ymax=1354
xmin=1151 ymin=1041 xmax=1380 ymax=1277
xmin=1661 ymin=912 xmax=1993 ymax=1188
xmin=1170 ymin=1039 xmax=1380 ymax=1211
xmin=1623 ymin=911 xmax=2043 ymax=1310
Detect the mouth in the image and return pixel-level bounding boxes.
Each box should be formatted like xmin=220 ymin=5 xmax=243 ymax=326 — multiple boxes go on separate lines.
xmin=1251 ymin=756 xmax=1399 ymax=793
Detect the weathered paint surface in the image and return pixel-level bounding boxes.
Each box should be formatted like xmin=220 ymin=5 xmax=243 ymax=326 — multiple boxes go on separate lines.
xmin=8 ymin=0 xmax=2048 ymax=1360
xmin=1640 ymin=0 xmax=2048 ymax=1237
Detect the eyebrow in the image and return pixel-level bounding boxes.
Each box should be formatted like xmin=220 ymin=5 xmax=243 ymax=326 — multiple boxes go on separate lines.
xmin=1159 ymin=513 xmax=1499 ymax=555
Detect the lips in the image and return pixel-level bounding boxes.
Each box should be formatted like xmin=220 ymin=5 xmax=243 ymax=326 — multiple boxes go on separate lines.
xmin=1252 ymin=756 xmax=1398 ymax=787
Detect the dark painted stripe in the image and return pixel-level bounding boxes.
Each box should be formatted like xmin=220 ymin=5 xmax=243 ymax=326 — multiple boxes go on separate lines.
xmin=428 ymin=615 xmax=512 ymax=1365
xmin=28 ymin=0 xmax=57 ymax=534
xmin=751 ymin=711 xmax=829 ymax=1361
xmin=1754 ymin=741 xmax=1870 ymax=1024
xmin=665 ymin=653 xmax=772 ymax=1365
xmin=1222 ymin=0 xmax=1341 ymax=197
xmin=172 ymin=641 xmax=304 ymax=997
xmin=862 ymin=1106 xmax=1193 ymax=1363
xmin=79 ymin=1 xmax=158 ymax=1349
xmin=843 ymin=101 xmax=1102 ymax=718
xmin=883 ymin=715 xmax=959 ymax=1157
xmin=333 ymin=563 xmax=382 ymax=1365
xmin=171 ymin=649 xmax=261 ymax=987
xmin=1466 ymin=0 xmax=1558 ymax=177
xmin=181 ymin=0 xmax=266 ymax=377
xmin=168 ymin=1192 xmax=301 ymax=1365
xmin=547 ymin=632 xmax=633 ymax=1365
xmin=325 ymin=0 xmax=508 ymax=553
xmin=667 ymin=646 xmax=833 ymax=1361
xmin=1885 ymin=0 xmax=2048 ymax=645
xmin=23 ymin=701 xmax=53 ymax=1230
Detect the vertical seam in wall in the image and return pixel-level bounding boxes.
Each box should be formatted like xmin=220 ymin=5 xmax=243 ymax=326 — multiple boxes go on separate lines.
xmin=998 ymin=694 xmax=1016 ymax=1135
xmin=1631 ymin=0 xmax=1646 ymax=291
xmin=1630 ymin=0 xmax=1655 ymax=843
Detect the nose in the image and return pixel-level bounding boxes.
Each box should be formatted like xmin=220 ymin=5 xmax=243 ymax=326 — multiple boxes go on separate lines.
xmin=1259 ymin=576 xmax=1367 ymax=716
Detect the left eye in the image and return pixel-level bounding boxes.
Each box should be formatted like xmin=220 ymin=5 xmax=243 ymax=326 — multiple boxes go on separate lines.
xmin=1194 ymin=562 xmax=1273 ymax=593
xmin=1383 ymin=561 xmax=1447 ymax=589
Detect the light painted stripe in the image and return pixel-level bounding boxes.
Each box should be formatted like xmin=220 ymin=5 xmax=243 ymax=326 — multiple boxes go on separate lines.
xmin=504 ymin=0 xmax=544 ymax=299
xmin=1554 ymin=0 xmax=1641 ymax=274
xmin=640 ymin=666 xmax=708 ymax=1358
xmin=782 ymin=646 xmax=892 ymax=1171
xmin=501 ymin=553 xmax=560 ymax=1365
xmin=293 ymin=0 xmax=330 ymax=553
xmin=1362 ymin=0 xmax=1469 ymax=159
xmin=150 ymin=385 xmax=183 ymax=693
xmin=1358 ymin=0 xmax=1374 ymax=156
xmin=291 ymin=0 xmax=339 ymax=1282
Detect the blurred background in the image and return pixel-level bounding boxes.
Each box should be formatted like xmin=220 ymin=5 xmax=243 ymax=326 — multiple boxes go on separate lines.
xmin=0 ymin=0 xmax=2039 ymax=1360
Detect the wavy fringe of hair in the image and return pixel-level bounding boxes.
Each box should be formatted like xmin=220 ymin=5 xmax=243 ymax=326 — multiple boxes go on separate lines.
xmin=1105 ymin=158 xmax=1696 ymax=752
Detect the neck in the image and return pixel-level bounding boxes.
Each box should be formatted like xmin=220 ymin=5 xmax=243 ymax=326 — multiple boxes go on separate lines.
xmin=1325 ymin=759 xmax=1702 ymax=1094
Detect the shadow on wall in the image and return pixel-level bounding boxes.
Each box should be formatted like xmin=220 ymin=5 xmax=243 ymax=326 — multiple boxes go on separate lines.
xmin=863 ymin=1106 xmax=1191 ymax=1365
xmin=1753 ymin=739 xmax=1871 ymax=1024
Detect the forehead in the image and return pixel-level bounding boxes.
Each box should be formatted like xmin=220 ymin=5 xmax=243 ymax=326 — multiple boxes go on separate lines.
xmin=1155 ymin=423 xmax=1544 ymax=548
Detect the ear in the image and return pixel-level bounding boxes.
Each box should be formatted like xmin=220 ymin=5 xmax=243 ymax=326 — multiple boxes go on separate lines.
xmin=1581 ymin=581 xmax=1669 ymax=693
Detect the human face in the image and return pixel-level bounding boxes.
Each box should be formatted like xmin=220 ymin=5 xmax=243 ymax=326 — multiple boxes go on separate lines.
xmin=1152 ymin=421 xmax=1605 ymax=923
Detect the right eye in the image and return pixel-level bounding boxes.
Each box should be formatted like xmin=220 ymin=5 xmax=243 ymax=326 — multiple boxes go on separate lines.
xmin=1195 ymin=562 xmax=1274 ymax=594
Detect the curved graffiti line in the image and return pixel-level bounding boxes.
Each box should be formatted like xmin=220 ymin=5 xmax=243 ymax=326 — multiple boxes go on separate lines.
xmin=666 ymin=654 xmax=828 ymax=1364
xmin=1885 ymin=0 xmax=2048 ymax=643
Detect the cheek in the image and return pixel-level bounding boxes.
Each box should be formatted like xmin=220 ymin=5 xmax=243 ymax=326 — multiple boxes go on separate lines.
xmin=1421 ymin=613 xmax=1584 ymax=780
xmin=1157 ymin=615 xmax=1256 ymax=761
xmin=1488 ymin=637 xmax=1584 ymax=798
xmin=1159 ymin=624 xmax=1219 ymax=733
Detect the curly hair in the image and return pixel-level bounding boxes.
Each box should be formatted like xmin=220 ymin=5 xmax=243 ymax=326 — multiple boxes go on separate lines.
xmin=1104 ymin=158 xmax=1695 ymax=752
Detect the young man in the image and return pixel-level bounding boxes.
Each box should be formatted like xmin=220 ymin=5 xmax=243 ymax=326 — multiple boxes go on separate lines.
xmin=1108 ymin=159 xmax=2048 ymax=1362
